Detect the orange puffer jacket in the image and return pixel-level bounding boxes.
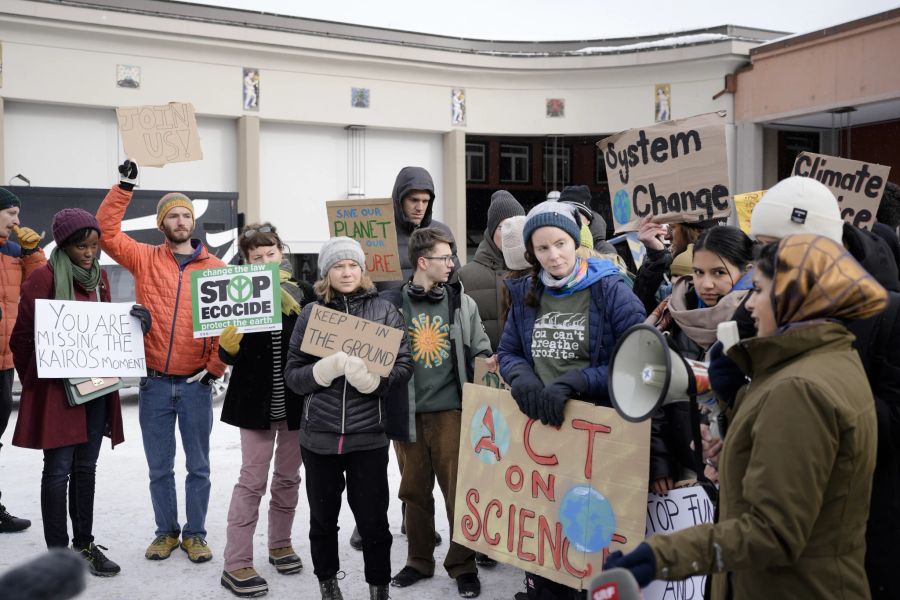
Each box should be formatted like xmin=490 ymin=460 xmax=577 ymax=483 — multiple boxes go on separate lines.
xmin=0 ymin=243 xmax=46 ymax=371
xmin=97 ymin=185 xmax=225 ymax=377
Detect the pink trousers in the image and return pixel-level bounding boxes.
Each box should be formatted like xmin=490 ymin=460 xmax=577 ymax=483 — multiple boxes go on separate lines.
xmin=223 ymin=421 xmax=302 ymax=571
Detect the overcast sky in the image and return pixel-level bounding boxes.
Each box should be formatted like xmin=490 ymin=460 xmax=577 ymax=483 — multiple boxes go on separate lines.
xmin=185 ymin=0 xmax=900 ymax=40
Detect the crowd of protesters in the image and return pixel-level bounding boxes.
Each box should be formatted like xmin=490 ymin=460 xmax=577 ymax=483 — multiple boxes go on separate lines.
xmin=1 ymin=158 xmax=899 ymax=600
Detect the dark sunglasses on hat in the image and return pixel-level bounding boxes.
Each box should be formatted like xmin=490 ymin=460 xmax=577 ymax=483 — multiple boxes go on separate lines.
xmin=242 ymin=225 xmax=275 ymax=239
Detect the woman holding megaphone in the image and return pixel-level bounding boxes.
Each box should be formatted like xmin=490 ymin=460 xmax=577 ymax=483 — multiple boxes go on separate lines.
xmin=644 ymin=225 xmax=755 ymax=493
xmin=497 ymin=201 xmax=646 ymax=600
xmin=605 ymin=234 xmax=884 ymax=600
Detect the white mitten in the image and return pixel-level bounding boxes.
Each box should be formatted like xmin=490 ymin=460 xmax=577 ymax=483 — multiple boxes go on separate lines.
xmin=344 ymin=355 xmax=381 ymax=395
xmin=312 ymin=351 xmax=348 ymax=387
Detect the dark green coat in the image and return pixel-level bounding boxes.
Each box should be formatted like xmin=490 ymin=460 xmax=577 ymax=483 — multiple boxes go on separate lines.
xmin=457 ymin=235 xmax=504 ymax=350
xmin=647 ymin=322 xmax=876 ymax=600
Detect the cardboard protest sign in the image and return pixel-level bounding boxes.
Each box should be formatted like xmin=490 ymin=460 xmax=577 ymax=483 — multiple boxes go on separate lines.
xmin=454 ymin=384 xmax=650 ymax=590
xmin=326 ymin=199 xmax=402 ymax=282
xmin=35 ymin=300 xmax=147 ymax=378
xmin=190 ymin=263 xmax=281 ymax=338
xmin=599 ymin=112 xmax=731 ymax=232
xmin=474 ymin=356 xmax=507 ymax=390
xmin=734 ymin=190 xmax=766 ymax=234
xmin=299 ymin=304 xmax=403 ymax=377
xmin=792 ymin=152 xmax=891 ymax=230
xmin=116 ymin=102 xmax=203 ymax=167
xmin=643 ymin=486 xmax=714 ymax=600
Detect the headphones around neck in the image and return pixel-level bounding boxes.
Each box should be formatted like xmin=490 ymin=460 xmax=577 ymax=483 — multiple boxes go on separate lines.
xmin=406 ymin=281 xmax=446 ymax=303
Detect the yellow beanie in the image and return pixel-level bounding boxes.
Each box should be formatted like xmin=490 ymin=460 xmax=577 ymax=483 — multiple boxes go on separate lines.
xmin=156 ymin=193 xmax=194 ymax=227
xmin=579 ymin=223 xmax=593 ymax=249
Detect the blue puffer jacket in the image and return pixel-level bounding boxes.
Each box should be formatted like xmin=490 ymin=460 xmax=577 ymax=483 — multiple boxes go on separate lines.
xmin=498 ymin=273 xmax=646 ymax=406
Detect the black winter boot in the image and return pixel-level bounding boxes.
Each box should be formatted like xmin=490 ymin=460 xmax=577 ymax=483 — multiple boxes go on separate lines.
xmin=319 ymin=577 xmax=344 ymax=600
xmin=0 ymin=491 xmax=30 ymax=533
xmin=369 ymin=584 xmax=389 ymax=600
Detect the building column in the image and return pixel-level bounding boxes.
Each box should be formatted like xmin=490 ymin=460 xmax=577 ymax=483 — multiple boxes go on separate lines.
xmin=237 ymin=115 xmax=261 ymax=224
xmin=442 ymin=129 xmax=466 ymax=265
xmin=735 ymin=121 xmax=764 ymax=194
xmin=347 ymin=125 xmax=366 ymax=198
xmin=0 ymin=96 xmax=5 ymax=184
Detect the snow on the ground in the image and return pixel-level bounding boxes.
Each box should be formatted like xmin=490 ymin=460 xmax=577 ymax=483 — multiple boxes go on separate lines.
xmin=0 ymin=395 xmax=524 ymax=599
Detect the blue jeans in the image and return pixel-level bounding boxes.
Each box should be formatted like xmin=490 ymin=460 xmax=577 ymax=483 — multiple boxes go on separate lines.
xmin=139 ymin=375 xmax=213 ymax=539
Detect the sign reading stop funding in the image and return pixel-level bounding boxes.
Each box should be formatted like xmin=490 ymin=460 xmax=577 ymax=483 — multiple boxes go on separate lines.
xmin=190 ymin=263 xmax=282 ymax=338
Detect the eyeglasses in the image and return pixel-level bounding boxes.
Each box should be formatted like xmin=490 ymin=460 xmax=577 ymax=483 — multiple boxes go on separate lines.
xmin=423 ymin=255 xmax=456 ymax=264
xmin=242 ymin=225 xmax=274 ymax=239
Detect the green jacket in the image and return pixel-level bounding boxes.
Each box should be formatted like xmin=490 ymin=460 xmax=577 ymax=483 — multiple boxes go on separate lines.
xmin=647 ymin=322 xmax=876 ymax=600
xmin=457 ymin=235 xmax=505 ymax=349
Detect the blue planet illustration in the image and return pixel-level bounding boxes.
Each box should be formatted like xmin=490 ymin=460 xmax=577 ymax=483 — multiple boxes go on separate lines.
xmin=613 ymin=189 xmax=631 ymax=225
xmin=559 ymin=485 xmax=616 ymax=553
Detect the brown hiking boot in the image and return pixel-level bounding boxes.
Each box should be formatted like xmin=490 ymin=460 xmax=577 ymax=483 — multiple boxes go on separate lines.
xmin=268 ymin=546 xmax=303 ymax=574
xmin=180 ymin=535 xmax=213 ymax=563
xmin=144 ymin=534 xmax=180 ymax=560
xmin=221 ymin=567 xmax=268 ymax=598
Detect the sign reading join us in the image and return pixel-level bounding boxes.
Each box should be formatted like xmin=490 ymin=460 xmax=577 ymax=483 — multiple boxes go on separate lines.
xmin=599 ymin=111 xmax=731 ymax=232
xmin=326 ymin=199 xmax=402 ymax=282
xmin=116 ymin=102 xmax=203 ymax=167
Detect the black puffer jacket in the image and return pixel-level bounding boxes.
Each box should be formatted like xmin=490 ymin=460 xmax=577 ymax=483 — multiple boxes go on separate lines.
xmin=284 ymin=288 xmax=413 ymax=452
xmin=841 ymin=223 xmax=900 ymax=600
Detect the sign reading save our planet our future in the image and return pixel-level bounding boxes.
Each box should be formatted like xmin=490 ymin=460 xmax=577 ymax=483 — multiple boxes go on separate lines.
xmin=454 ymin=384 xmax=650 ymax=590
xmin=599 ymin=111 xmax=731 ymax=232
xmin=326 ymin=199 xmax=402 ymax=282
xmin=190 ymin=263 xmax=281 ymax=338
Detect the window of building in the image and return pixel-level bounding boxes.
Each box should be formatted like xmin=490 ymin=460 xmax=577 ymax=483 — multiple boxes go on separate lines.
xmin=466 ymin=143 xmax=486 ymax=183
xmin=499 ymin=144 xmax=530 ymax=183
xmin=595 ymin=146 xmax=609 ymax=184
xmin=543 ymin=145 xmax=571 ymax=186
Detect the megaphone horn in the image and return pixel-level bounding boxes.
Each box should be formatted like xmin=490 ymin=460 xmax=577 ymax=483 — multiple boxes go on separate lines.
xmin=608 ymin=324 xmax=709 ymax=422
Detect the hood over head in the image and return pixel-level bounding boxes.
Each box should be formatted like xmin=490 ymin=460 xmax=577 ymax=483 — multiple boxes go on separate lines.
xmin=391 ymin=166 xmax=436 ymax=234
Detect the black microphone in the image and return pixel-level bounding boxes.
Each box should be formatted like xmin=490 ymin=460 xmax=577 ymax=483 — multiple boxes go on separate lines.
xmin=588 ymin=567 xmax=642 ymax=600
xmin=0 ymin=548 xmax=86 ymax=600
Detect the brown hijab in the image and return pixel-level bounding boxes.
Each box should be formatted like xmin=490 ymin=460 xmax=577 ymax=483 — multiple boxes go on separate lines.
xmin=773 ymin=234 xmax=888 ymax=327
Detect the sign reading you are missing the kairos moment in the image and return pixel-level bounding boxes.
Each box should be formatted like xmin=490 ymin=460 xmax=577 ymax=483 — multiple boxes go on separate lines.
xmin=35 ymin=300 xmax=147 ymax=378
xmin=599 ymin=112 xmax=731 ymax=232
xmin=191 ymin=263 xmax=282 ymax=338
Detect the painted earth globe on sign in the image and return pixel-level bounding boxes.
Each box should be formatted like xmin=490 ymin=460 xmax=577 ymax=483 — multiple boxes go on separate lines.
xmin=559 ymin=485 xmax=616 ymax=553
xmin=612 ymin=189 xmax=631 ymax=225
xmin=469 ymin=404 xmax=510 ymax=465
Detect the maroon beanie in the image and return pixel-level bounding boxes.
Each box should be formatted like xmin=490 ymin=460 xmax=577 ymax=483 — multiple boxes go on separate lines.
xmin=52 ymin=208 xmax=100 ymax=246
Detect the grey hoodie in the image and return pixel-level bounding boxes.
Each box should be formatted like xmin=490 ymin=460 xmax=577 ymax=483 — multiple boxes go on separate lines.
xmin=377 ymin=166 xmax=459 ymax=291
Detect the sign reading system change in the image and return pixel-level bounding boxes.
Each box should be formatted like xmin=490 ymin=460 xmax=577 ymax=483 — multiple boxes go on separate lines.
xmin=599 ymin=111 xmax=731 ymax=232
xmin=191 ymin=263 xmax=282 ymax=338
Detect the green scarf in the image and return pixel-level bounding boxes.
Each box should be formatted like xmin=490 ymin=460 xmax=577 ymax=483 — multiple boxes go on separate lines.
xmin=49 ymin=248 xmax=101 ymax=301
xmin=279 ymin=260 xmax=304 ymax=316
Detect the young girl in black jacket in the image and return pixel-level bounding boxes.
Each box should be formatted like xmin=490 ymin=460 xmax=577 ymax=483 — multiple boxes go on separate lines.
xmin=285 ymin=236 xmax=413 ymax=600
xmin=219 ymin=223 xmax=314 ymax=598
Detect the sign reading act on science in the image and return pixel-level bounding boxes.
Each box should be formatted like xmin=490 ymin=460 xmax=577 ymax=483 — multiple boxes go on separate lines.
xmin=792 ymin=152 xmax=891 ymax=230
xmin=454 ymin=385 xmax=650 ymax=590
xmin=599 ymin=112 xmax=731 ymax=232
xmin=35 ymin=300 xmax=147 ymax=378
xmin=191 ymin=263 xmax=281 ymax=338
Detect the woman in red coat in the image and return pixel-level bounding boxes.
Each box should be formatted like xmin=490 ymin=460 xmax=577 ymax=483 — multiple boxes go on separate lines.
xmin=11 ymin=208 xmax=142 ymax=577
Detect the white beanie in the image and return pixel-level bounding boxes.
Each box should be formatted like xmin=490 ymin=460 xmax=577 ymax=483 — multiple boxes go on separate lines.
xmin=750 ymin=176 xmax=844 ymax=243
xmin=318 ymin=236 xmax=366 ymax=277
xmin=501 ymin=215 xmax=530 ymax=271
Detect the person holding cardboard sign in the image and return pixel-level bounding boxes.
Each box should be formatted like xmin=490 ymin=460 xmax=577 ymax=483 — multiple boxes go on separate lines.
xmin=497 ymin=201 xmax=646 ymax=600
xmin=219 ymin=223 xmax=315 ymax=598
xmin=97 ymin=160 xmax=226 ymax=565
xmin=284 ymin=237 xmax=412 ymax=600
xmin=11 ymin=209 xmax=131 ymax=578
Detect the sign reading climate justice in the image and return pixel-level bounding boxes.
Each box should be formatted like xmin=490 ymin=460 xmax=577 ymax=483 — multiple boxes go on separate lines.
xmin=792 ymin=152 xmax=891 ymax=230
xmin=454 ymin=384 xmax=650 ymax=590
xmin=35 ymin=300 xmax=147 ymax=378
xmin=599 ymin=112 xmax=731 ymax=232
xmin=116 ymin=102 xmax=203 ymax=167
xmin=299 ymin=305 xmax=403 ymax=377
xmin=190 ymin=263 xmax=281 ymax=338
xmin=326 ymin=199 xmax=402 ymax=282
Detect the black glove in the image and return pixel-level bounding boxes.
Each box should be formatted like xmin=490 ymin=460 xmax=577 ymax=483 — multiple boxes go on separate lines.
xmin=540 ymin=369 xmax=586 ymax=426
xmin=708 ymin=341 xmax=746 ymax=408
xmin=603 ymin=542 xmax=657 ymax=588
xmin=118 ymin=160 xmax=139 ymax=191
xmin=130 ymin=304 xmax=152 ymax=335
xmin=508 ymin=366 xmax=544 ymax=421
xmin=186 ymin=369 xmax=217 ymax=386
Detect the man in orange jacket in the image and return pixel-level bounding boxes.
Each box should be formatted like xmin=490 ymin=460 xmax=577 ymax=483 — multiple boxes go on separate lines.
xmin=97 ymin=161 xmax=226 ymax=564
xmin=0 ymin=187 xmax=45 ymax=534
